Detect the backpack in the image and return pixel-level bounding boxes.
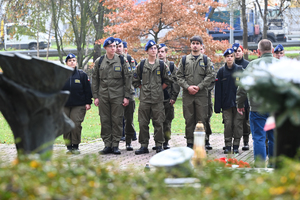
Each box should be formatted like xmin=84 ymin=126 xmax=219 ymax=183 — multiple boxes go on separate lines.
xmin=127 ymin=54 xmax=137 ymax=66
xmin=139 ymin=59 xmax=165 ymax=84
xmin=98 ymin=54 xmax=125 ymax=68
xmin=181 ymin=54 xmax=208 ymax=76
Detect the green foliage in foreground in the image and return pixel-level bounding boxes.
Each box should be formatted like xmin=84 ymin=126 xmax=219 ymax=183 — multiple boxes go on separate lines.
xmin=0 ymin=155 xmax=299 ymax=199
xmin=0 ymin=98 xmax=224 ymax=144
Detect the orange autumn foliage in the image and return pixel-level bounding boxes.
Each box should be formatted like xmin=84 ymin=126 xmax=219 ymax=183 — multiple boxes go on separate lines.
xmin=100 ymin=0 xmax=230 ymax=63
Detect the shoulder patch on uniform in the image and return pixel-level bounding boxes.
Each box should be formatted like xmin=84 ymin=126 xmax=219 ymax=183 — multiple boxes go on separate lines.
xmin=128 ymin=66 xmax=132 ymax=71
xmin=131 ymin=59 xmax=135 ymax=62
xmin=114 ymin=66 xmax=121 ymax=72
xmin=126 ymin=60 xmax=128 ymax=63
xmin=75 ymin=79 xmax=81 ymax=83
xmin=133 ymin=73 xmax=138 ymax=79
xmin=132 ymin=66 xmax=136 ymax=70
xmin=168 ymin=70 xmax=171 ymax=76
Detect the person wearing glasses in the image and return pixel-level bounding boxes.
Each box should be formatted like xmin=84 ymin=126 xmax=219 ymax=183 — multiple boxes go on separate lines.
xmin=132 ymin=40 xmax=173 ymax=154
xmin=91 ymin=37 xmax=132 ymax=155
xmin=62 ymin=53 xmax=93 ymax=154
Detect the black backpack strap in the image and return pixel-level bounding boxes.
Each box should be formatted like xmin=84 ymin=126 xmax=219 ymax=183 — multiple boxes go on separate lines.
xmin=127 ymin=55 xmax=132 ymax=63
xmin=139 ymin=59 xmax=146 ymax=80
xmin=119 ymin=54 xmax=125 ymax=66
xmin=159 ymin=60 xmax=164 ymax=84
xmin=182 ymin=55 xmax=187 ymax=76
xmin=98 ymin=55 xmax=105 ymax=68
xmin=169 ymin=61 xmax=174 ymax=73
xmin=203 ymin=54 xmax=208 ymax=67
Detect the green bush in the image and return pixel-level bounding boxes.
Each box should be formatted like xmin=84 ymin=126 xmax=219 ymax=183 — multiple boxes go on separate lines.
xmin=0 ymin=155 xmax=300 ymax=199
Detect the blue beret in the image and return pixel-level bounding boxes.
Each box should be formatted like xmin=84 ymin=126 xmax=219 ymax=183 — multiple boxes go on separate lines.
xmin=65 ymin=53 xmax=76 ymax=63
xmin=158 ymin=43 xmax=166 ymax=49
xmin=223 ymin=48 xmax=234 ymax=56
xmin=145 ymin=40 xmax=156 ymax=51
xmin=103 ymin=37 xmax=115 ymax=47
xmin=123 ymin=41 xmax=128 ymax=48
xmin=232 ymin=43 xmax=240 ymax=51
xmin=274 ymin=44 xmax=284 ymax=53
xmin=115 ymin=38 xmax=122 ymax=45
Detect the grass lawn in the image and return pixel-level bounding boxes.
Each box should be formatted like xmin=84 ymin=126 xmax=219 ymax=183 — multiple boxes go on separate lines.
xmin=0 ymin=98 xmax=224 ymax=145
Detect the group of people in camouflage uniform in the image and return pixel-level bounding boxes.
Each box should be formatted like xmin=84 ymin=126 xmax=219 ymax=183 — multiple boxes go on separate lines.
xmin=63 ymin=34 xmax=285 ymax=167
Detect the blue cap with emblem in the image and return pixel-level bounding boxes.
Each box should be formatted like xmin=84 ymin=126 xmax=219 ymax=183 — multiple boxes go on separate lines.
xmin=158 ymin=43 xmax=166 ymax=49
xmin=103 ymin=37 xmax=115 ymax=47
xmin=223 ymin=48 xmax=234 ymax=56
xmin=123 ymin=41 xmax=128 ymax=48
xmin=274 ymin=44 xmax=284 ymax=53
xmin=65 ymin=53 xmax=76 ymax=63
xmin=115 ymin=38 xmax=122 ymax=45
xmin=145 ymin=40 xmax=156 ymax=51
xmin=232 ymin=43 xmax=240 ymax=52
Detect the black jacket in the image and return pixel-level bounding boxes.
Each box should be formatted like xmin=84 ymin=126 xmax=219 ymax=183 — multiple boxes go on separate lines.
xmin=235 ymin=57 xmax=250 ymax=109
xmin=214 ymin=63 xmax=243 ymax=113
xmin=62 ymin=68 xmax=93 ymax=107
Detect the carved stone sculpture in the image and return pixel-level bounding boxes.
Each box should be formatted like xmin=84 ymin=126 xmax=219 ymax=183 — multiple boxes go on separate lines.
xmin=0 ymin=53 xmax=74 ymax=156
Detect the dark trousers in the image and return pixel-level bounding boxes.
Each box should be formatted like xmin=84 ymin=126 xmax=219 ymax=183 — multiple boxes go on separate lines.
xmin=63 ymin=106 xmax=86 ymax=145
xmin=222 ymin=107 xmax=244 ymax=147
xmin=163 ymin=101 xmax=175 ymax=142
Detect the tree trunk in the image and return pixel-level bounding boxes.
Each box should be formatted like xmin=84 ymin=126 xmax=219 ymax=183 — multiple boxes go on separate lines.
xmin=263 ymin=0 xmax=268 ymax=39
xmin=241 ymin=0 xmax=248 ymax=60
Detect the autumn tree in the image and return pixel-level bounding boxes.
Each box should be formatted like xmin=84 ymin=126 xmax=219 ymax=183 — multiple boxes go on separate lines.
xmin=102 ymin=0 xmax=230 ymax=63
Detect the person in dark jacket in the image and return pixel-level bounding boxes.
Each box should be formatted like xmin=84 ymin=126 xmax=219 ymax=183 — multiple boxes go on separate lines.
xmin=232 ymin=43 xmax=250 ymax=151
xmin=62 ymin=53 xmax=93 ymax=154
xmin=214 ymin=48 xmax=244 ymax=154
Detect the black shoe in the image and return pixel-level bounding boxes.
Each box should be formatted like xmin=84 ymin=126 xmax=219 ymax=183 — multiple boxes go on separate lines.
xmin=135 ymin=147 xmax=149 ymax=155
xmin=72 ymin=144 xmax=80 ymax=155
xmin=223 ymin=146 xmax=226 ymax=150
xmin=205 ymin=140 xmax=213 ymax=150
xmin=99 ymin=147 xmax=113 ymax=155
xmin=242 ymin=143 xmax=249 ymax=151
xmin=187 ymin=143 xmax=194 ymax=149
xmin=156 ymin=146 xmax=164 ymax=153
xmin=113 ymin=147 xmax=121 ymax=155
xmin=132 ymin=134 xmax=137 ymax=141
xmin=163 ymin=142 xmax=170 ymax=150
xmin=152 ymin=146 xmax=157 ymax=150
xmin=120 ymin=136 xmax=125 ymax=141
xmin=66 ymin=145 xmax=72 ymax=154
xmin=233 ymin=145 xmax=239 ymax=154
xmin=224 ymin=146 xmax=231 ymax=154
xmin=126 ymin=143 xmax=133 ymax=151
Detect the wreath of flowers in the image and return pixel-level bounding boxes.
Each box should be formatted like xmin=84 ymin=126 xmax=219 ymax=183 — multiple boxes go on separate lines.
xmin=207 ymin=157 xmax=251 ymax=168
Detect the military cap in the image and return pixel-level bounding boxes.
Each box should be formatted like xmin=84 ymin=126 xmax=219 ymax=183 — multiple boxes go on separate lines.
xmin=123 ymin=41 xmax=128 ymax=48
xmin=145 ymin=40 xmax=156 ymax=51
xmin=115 ymin=38 xmax=122 ymax=45
xmin=158 ymin=43 xmax=166 ymax=49
xmin=65 ymin=53 xmax=76 ymax=63
xmin=103 ymin=37 xmax=115 ymax=47
xmin=223 ymin=48 xmax=234 ymax=56
xmin=189 ymin=35 xmax=203 ymax=44
xmin=274 ymin=44 xmax=284 ymax=53
xmin=232 ymin=43 xmax=240 ymax=51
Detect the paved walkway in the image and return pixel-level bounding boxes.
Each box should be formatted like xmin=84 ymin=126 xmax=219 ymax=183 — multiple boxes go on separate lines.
xmin=0 ymin=133 xmax=254 ymax=169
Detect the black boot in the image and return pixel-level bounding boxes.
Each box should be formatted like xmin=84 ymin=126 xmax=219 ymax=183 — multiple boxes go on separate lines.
xmin=224 ymin=146 xmax=231 ymax=154
xmin=163 ymin=141 xmax=170 ymax=150
xmin=205 ymin=140 xmax=213 ymax=150
xmin=233 ymin=145 xmax=239 ymax=154
xmin=223 ymin=146 xmax=226 ymax=150
xmin=113 ymin=147 xmax=121 ymax=155
xmin=126 ymin=143 xmax=133 ymax=151
xmin=135 ymin=147 xmax=149 ymax=155
xmin=187 ymin=143 xmax=194 ymax=149
xmin=72 ymin=144 xmax=80 ymax=155
xmin=242 ymin=143 xmax=249 ymax=151
xmin=99 ymin=147 xmax=113 ymax=155
xmin=152 ymin=146 xmax=157 ymax=150
xmin=66 ymin=145 xmax=72 ymax=154
xmin=156 ymin=146 xmax=164 ymax=153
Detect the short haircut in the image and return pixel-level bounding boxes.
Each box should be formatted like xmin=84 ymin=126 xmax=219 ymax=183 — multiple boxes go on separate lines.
xmin=190 ymin=35 xmax=203 ymax=44
xmin=258 ymin=39 xmax=272 ymax=53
